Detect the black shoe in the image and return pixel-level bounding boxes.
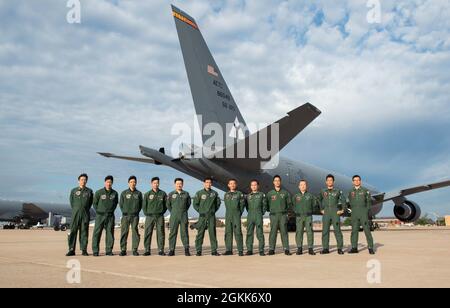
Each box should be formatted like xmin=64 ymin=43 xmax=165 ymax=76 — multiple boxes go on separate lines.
xmin=320 ymin=249 xmax=330 ymax=255
xmin=246 ymin=251 xmax=253 ymax=256
xmin=93 ymin=252 xmax=99 ymax=257
xmin=211 ymin=252 xmax=220 ymax=256
xmin=308 ymin=249 xmax=316 ymax=256
xmin=338 ymin=249 xmax=344 ymax=255
xmin=296 ymin=248 xmax=303 ymax=255
xmin=285 ymin=250 xmax=291 ymax=256
xmin=268 ymin=250 xmax=275 ymax=256
xmin=259 ymin=251 xmax=266 ymax=256
xmin=65 ymin=251 xmax=75 ymax=257
xmin=106 ymin=252 xmax=114 ymax=256
xmin=185 ymin=248 xmax=191 ymax=257
xmin=238 ymin=251 xmax=244 ymax=257
xmin=369 ymin=248 xmax=375 ymax=255
xmin=349 ymin=248 xmax=359 ymax=254
xmin=144 ymin=251 xmax=151 ymax=256
xmin=133 ymin=251 xmax=139 ymax=256
xmin=158 ymin=251 xmax=165 ymax=256
xmin=82 ymin=250 xmax=89 ymax=256
xmin=119 ymin=251 xmax=127 ymax=257
xmin=196 ymin=251 xmax=202 ymax=256
xmin=224 ymin=251 xmax=233 ymax=256
xmin=168 ymin=250 xmax=175 ymax=256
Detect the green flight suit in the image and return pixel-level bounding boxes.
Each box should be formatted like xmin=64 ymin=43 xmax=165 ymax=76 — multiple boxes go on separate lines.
xmin=68 ymin=186 xmax=93 ymax=252
xmin=292 ymin=191 xmax=317 ymax=250
xmin=119 ymin=188 xmax=143 ymax=252
xmin=193 ymin=189 xmax=221 ymax=254
xmin=318 ymin=188 xmax=346 ymax=250
xmin=167 ymin=190 xmax=191 ymax=251
xmin=266 ymin=189 xmax=292 ymax=251
xmin=224 ymin=191 xmax=245 ymax=253
xmin=245 ymin=192 xmax=267 ymax=253
xmin=92 ymin=188 xmax=118 ymax=254
xmin=143 ymin=189 xmax=167 ymax=253
xmin=347 ymin=187 xmax=374 ymax=250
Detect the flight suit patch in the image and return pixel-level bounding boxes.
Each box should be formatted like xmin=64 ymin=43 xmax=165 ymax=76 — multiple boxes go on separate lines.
xmin=101 ymin=195 xmax=107 ymax=200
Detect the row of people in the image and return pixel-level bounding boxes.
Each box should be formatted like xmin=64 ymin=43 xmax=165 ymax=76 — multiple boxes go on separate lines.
xmin=66 ymin=173 xmax=374 ymax=257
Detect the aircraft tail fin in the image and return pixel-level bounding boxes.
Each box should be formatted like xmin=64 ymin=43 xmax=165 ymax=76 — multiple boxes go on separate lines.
xmin=172 ymin=5 xmax=248 ymax=146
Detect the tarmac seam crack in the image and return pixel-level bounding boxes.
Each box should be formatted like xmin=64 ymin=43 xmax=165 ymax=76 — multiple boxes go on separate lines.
xmin=0 ymin=256 xmax=216 ymax=288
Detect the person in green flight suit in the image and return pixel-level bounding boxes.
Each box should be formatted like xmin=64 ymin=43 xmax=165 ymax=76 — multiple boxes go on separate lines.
xmin=193 ymin=177 xmax=221 ymax=256
xmin=167 ymin=178 xmax=191 ymax=257
xmin=143 ymin=177 xmax=167 ymax=256
xmin=92 ymin=175 xmax=118 ymax=257
xmin=245 ymin=179 xmax=267 ymax=256
xmin=66 ymin=173 xmax=93 ymax=257
xmin=292 ymin=180 xmax=317 ymax=256
xmin=266 ymin=175 xmax=292 ymax=256
xmin=223 ymin=179 xmax=246 ymax=256
xmin=318 ymin=174 xmax=346 ymax=255
xmin=119 ymin=176 xmax=143 ymax=256
xmin=347 ymin=175 xmax=375 ymax=255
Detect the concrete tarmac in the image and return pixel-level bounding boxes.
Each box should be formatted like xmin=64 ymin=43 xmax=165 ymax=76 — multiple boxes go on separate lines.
xmin=0 ymin=227 xmax=449 ymax=288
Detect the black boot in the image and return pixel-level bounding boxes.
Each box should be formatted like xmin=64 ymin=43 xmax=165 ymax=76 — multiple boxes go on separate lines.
xmin=106 ymin=252 xmax=114 ymax=256
xmin=338 ymin=249 xmax=344 ymax=255
xmin=259 ymin=251 xmax=266 ymax=256
xmin=268 ymin=250 xmax=275 ymax=255
xmin=369 ymin=248 xmax=375 ymax=255
xmin=119 ymin=251 xmax=127 ymax=257
xmin=82 ymin=250 xmax=89 ymax=256
xmin=211 ymin=251 xmax=220 ymax=256
xmin=224 ymin=251 xmax=233 ymax=256
xmin=285 ymin=250 xmax=291 ymax=256
xmin=185 ymin=248 xmax=191 ymax=256
xmin=238 ymin=251 xmax=244 ymax=257
xmin=144 ymin=251 xmax=151 ymax=256
xmin=65 ymin=251 xmax=75 ymax=257
xmin=93 ymin=252 xmax=99 ymax=257
xmin=158 ymin=251 xmax=165 ymax=256
xmin=320 ymin=249 xmax=330 ymax=255
xmin=246 ymin=251 xmax=253 ymax=256
xmin=308 ymin=248 xmax=316 ymax=256
xmin=133 ymin=251 xmax=139 ymax=256
xmin=168 ymin=250 xmax=175 ymax=256
xmin=349 ymin=248 xmax=359 ymax=254
xmin=196 ymin=251 xmax=202 ymax=256
xmin=296 ymin=248 xmax=303 ymax=255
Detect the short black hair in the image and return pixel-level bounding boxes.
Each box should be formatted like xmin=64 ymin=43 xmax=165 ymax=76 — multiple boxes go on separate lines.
xmin=128 ymin=175 xmax=137 ymax=182
xmin=104 ymin=175 xmax=114 ymax=183
xmin=299 ymin=179 xmax=307 ymax=183
xmin=151 ymin=177 xmax=160 ymax=183
xmin=273 ymin=175 xmax=282 ymax=181
xmin=204 ymin=177 xmax=213 ymax=183
xmin=250 ymin=179 xmax=259 ymax=185
xmin=174 ymin=178 xmax=184 ymax=184
xmin=228 ymin=178 xmax=238 ymax=184
xmin=352 ymin=175 xmax=361 ymax=181
xmin=78 ymin=173 xmax=88 ymax=181
xmin=326 ymin=174 xmax=335 ymax=181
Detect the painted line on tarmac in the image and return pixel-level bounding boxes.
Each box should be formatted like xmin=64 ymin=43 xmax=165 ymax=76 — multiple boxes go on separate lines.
xmin=0 ymin=256 xmax=216 ymax=288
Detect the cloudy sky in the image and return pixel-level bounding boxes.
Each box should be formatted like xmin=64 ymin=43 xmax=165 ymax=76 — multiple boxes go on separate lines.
xmin=0 ymin=0 xmax=449 ymax=218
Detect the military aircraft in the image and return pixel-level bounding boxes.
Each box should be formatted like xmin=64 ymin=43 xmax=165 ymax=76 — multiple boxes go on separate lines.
xmin=99 ymin=5 xmax=450 ymax=226
xmin=0 ymin=198 xmax=91 ymax=230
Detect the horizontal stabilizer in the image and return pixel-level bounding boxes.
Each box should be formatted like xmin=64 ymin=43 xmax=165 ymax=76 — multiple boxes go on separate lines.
xmin=212 ymin=103 xmax=321 ymax=170
xmin=98 ymin=152 xmax=158 ymax=164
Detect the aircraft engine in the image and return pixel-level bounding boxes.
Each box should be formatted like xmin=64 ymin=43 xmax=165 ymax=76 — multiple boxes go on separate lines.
xmin=393 ymin=200 xmax=421 ymax=223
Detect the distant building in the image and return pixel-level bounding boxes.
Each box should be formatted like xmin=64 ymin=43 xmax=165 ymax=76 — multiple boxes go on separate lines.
xmin=445 ymin=216 xmax=450 ymax=227
xmin=372 ymin=217 xmax=403 ymax=228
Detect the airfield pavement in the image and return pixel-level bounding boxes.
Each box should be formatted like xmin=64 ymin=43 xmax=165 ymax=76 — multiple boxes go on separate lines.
xmin=0 ymin=227 xmax=449 ymax=288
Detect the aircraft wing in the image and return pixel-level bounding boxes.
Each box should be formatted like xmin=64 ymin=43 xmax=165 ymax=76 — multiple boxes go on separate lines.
xmin=372 ymin=179 xmax=450 ymax=204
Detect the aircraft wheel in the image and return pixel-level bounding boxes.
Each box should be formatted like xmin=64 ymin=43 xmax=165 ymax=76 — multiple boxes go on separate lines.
xmin=60 ymin=226 xmax=67 ymax=232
